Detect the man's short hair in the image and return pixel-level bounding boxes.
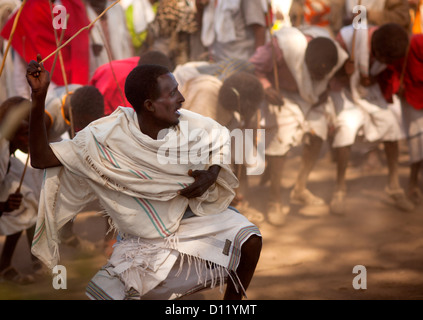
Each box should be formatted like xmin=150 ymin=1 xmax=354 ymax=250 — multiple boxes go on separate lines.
xmin=138 ymin=50 xmax=174 ymax=71
xmin=125 ymin=64 xmax=170 ymax=113
xmin=218 ymin=71 xmax=264 ymax=122
xmin=0 ymin=96 xmax=29 ymax=123
xmin=71 ymin=86 xmax=104 ymax=131
xmin=372 ymin=23 xmax=409 ymax=62
xmin=305 ymin=37 xmax=338 ymax=79
xmin=0 ymin=96 xmax=30 ymax=141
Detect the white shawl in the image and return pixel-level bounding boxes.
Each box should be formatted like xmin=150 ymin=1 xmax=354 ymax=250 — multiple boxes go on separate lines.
xmin=339 ymin=26 xmax=387 ymax=107
xmin=274 ymin=26 xmax=349 ymax=105
xmin=31 ymin=107 xmax=238 ymax=269
xmin=339 ymin=25 xmax=398 ymax=142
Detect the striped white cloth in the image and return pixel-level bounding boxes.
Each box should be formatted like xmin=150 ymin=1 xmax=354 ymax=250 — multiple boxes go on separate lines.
xmin=32 ymin=107 xmax=238 ymax=269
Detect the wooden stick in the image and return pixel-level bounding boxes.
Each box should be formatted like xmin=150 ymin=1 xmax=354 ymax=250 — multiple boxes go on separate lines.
xmin=0 ymin=0 xmax=28 ymax=77
xmin=16 ymin=154 xmax=30 ymax=194
xmin=49 ymin=0 xmax=69 ymax=92
xmin=50 ymin=25 xmax=67 ymax=83
xmin=350 ymin=0 xmax=362 ymax=62
xmin=48 ymin=0 xmax=74 ymax=138
xmin=57 ymin=16 xmax=70 ymax=94
xmin=40 ymin=0 xmax=121 ymax=64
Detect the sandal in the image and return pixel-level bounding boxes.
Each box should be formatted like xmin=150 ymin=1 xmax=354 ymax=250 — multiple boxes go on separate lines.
xmin=408 ymin=188 xmax=423 ymax=206
xmin=267 ymin=201 xmax=289 ymax=226
xmin=330 ymin=190 xmax=347 ymax=215
xmin=0 ymin=266 xmax=35 ymax=285
xmin=385 ymin=187 xmax=415 ymax=212
xmin=290 ymin=188 xmax=325 ymax=206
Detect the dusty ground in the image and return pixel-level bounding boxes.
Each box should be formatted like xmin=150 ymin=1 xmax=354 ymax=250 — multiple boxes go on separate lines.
xmin=1 ymin=140 xmax=422 ymax=300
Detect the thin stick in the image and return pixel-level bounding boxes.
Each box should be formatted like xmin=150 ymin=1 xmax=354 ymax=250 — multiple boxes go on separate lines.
xmin=50 ymin=25 xmax=67 ymax=82
xmin=16 ymin=154 xmax=30 ymax=194
xmin=350 ymin=0 xmax=362 ymax=62
xmin=48 ymin=0 xmax=74 ymax=138
xmin=40 ymin=0 xmax=121 ymax=64
xmin=0 ymin=0 xmax=28 ymax=77
xmin=49 ymin=0 xmax=69 ymax=92
xmin=57 ymin=17 xmax=70 ymax=93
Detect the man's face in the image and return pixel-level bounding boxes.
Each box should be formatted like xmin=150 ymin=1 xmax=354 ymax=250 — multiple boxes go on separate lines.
xmin=307 ymin=62 xmax=331 ymax=81
xmin=372 ymin=49 xmax=398 ymax=65
xmin=151 ymin=73 xmax=185 ymax=128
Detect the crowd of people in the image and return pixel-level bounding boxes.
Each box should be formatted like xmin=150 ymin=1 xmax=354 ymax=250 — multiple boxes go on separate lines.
xmin=0 ymin=0 xmax=422 ymax=300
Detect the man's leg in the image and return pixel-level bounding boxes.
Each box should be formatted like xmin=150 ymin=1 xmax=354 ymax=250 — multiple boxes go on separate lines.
xmin=0 ymin=231 xmax=22 ymax=272
xmin=266 ymin=155 xmax=288 ymax=225
xmin=223 ymin=235 xmax=262 ymax=300
xmin=330 ymin=146 xmax=351 ymax=215
xmin=384 ymin=141 xmax=414 ymax=211
xmin=290 ymin=133 xmax=325 ymax=205
xmin=408 ymin=160 xmax=423 ymax=205
xmin=0 ymin=231 xmax=34 ymax=284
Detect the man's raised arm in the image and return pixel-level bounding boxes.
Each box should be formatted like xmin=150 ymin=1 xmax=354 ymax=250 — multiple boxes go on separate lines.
xmin=26 ymin=54 xmax=61 ymax=169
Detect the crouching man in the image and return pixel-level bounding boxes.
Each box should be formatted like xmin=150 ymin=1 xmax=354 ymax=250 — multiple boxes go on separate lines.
xmin=26 ymin=56 xmax=261 ymax=300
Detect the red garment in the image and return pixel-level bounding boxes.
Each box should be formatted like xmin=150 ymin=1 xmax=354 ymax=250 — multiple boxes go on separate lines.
xmin=304 ymin=0 xmax=331 ymax=27
xmin=401 ymin=34 xmax=423 ymax=110
xmin=1 ymin=0 xmax=90 ymax=86
xmin=381 ymin=34 xmax=423 ymax=110
xmin=89 ymin=57 xmax=139 ymax=115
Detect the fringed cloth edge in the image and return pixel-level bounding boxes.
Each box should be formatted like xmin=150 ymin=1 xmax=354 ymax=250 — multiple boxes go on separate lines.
xmin=86 ymin=209 xmax=261 ymax=300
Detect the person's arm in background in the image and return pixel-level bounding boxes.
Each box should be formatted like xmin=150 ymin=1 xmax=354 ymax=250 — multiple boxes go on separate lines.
xmin=0 ymin=193 xmax=23 ymax=218
xmin=249 ymin=39 xmax=284 ymax=106
xmin=244 ymin=0 xmax=267 ymax=50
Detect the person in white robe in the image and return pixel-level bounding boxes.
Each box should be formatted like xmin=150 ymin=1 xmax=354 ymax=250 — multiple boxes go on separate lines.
xmin=26 ymin=58 xmax=262 ymax=300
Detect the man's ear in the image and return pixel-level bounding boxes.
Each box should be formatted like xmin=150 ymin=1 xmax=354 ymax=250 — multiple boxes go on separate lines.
xmin=144 ymin=99 xmax=155 ymax=112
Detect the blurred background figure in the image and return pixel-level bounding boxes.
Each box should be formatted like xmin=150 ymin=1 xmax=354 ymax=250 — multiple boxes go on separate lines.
xmin=0 ymin=97 xmax=43 ymax=285
xmin=198 ymin=0 xmax=267 ymax=62
xmin=342 ymin=0 xmax=411 ymax=31
xmin=271 ymin=0 xmax=293 ymax=30
xmin=83 ymin=0 xmax=134 ymax=78
xmin=1 ymin=0 xmax=92 ymax=99
xmin=0 ymin=0 xmax=19 ymax=105
xmin=409 ymin=0 xmax=423 ymax=33
xmin=145 ymin=0 xmax=199 ymax=66
xmin=120 ymin=0 xmax=158 ymax=56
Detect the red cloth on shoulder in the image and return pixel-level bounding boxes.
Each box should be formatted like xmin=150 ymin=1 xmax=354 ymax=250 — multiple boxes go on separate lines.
xmin=89 ymin=57 xmax=139 ymax=115
xmin=380 ymin=34 xmax=423 ymax=109
xmin=1 ymin=0 xmax=90 ymax=86
xmin=402 ymin=34 xmax=423 ymax=110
